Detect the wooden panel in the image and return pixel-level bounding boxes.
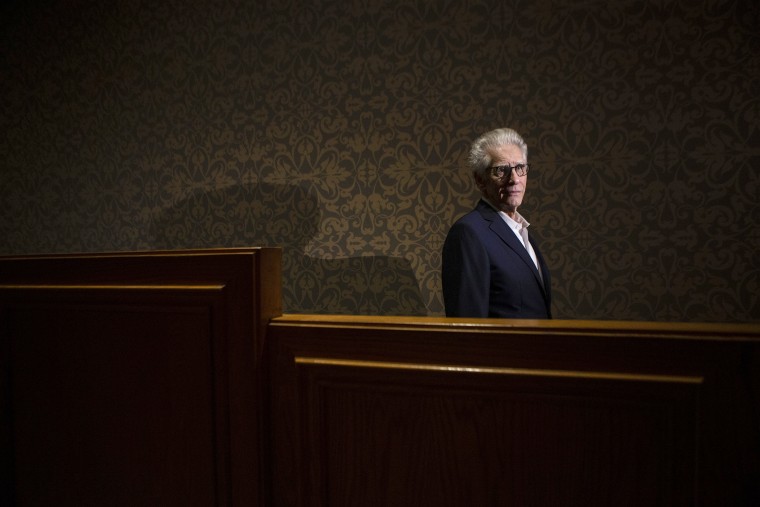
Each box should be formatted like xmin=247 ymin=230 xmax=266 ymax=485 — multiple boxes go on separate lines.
xmin=268 ymin=315 xmax=760 ymax=507
xmin=8 ymin=287 xmax=222 ymax=506
xmin=0 ymin=248 xmax=282 ymax=507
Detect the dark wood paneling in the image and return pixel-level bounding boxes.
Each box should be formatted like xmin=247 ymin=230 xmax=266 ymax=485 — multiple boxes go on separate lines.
xmin=0 ymin=248 xmax=282 ymax=507
xmin=268 ymin=315 xmax=760 ymax=507
xmin=3 ymin=253 xmax=758 ymax=506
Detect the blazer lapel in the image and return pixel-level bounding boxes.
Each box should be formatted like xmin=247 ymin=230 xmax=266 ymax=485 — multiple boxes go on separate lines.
xmin=530 ymin=235 xmax=552 ymax=298
xmin=476 ymin=200 xmax=546 ymax=293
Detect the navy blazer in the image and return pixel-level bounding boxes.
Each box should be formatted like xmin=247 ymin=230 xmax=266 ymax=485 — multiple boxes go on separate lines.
xmin=442 ymin=200 xmax=552 ymax=318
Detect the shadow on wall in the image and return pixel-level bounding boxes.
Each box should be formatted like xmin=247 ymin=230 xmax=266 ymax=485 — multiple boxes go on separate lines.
xmin=150 ymin=182 xmax=426 ymax=316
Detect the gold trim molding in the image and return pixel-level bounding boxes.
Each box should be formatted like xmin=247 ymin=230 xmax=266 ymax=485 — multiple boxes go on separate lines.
xmin=295 ymin=356 xmax=703 ymax=384
xmin=0 ymin=284 xmax=225 ymax=291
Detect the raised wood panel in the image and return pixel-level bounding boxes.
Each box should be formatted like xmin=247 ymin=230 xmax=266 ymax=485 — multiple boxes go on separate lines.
xmin=268 ymin=315 xmax=760 ymax=507
xmin=299 ymin=361 xmax=697 ymax=506
xmin=0 ymin=248 xmax=282 ymax=507
xmin=8 ymin=287 xmax=222 ymax=506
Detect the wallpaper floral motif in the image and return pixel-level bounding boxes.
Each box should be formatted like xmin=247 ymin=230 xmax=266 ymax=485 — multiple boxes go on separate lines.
xmin=1 ymin=0 xmax=758 ymax=321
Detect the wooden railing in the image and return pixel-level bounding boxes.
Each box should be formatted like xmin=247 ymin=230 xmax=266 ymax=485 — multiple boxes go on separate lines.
xmin=0 ymin=249 xmax=281 ymax=507
xmin=2 ymin=250 xmax=758 ymax=506
xmin=267 ymin=314 xmax=760 ymax=506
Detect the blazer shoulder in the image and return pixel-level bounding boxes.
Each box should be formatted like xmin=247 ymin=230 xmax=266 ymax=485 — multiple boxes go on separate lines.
xmin=453 ymin=202 xmax=496 ymax=226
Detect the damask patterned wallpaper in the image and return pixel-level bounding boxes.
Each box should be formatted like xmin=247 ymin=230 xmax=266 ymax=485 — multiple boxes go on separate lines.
xmin=1 ymin=0 xmax=758 ymax=321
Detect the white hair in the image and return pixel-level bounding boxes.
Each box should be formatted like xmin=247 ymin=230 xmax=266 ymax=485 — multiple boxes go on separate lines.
xmin=468 ymin=128 xmax=528 ymax=176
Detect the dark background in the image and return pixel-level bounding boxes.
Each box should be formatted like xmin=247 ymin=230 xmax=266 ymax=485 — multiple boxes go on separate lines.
xmin=2 ymin=0 xmax=758 ymax=320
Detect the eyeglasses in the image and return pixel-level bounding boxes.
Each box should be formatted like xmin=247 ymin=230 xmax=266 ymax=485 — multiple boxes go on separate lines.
xmin=489 ymin=164 xmax=529 ymax=179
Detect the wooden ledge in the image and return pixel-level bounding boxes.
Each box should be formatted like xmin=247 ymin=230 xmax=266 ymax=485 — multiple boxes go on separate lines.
xmin=270 ymin=314 xmax=760 ymax=341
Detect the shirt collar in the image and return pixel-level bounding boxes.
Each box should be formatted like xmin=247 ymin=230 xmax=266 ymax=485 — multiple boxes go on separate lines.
xmin=481 ymin=198 xmax=530 ymax=231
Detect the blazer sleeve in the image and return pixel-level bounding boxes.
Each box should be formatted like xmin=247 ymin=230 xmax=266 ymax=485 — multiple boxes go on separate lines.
xmin=442 ymin=221 xmax=490 ymax=317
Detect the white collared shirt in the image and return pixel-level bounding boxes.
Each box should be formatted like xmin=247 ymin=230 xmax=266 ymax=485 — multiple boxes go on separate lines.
xmin=496 ymin=208 xmax=542 ymax=277
xmin=480 ymin=199 xmax=541 ymax=272
xmin=499 ymin=211 xmax=529 ymax=247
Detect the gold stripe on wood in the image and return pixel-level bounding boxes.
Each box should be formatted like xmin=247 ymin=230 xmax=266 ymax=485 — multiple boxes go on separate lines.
xmin=0 ymin=284 xmax=225 ymax=291
xmin=295 ymin=356 xmax=703 ymax=384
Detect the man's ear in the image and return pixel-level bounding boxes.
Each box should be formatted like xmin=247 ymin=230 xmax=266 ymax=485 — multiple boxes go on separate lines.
xmin=473 ymin=171 xmax=486 ymax=192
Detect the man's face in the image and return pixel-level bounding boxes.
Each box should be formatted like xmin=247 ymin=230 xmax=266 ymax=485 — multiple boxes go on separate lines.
xmin=475 ymin=143 xmax=527 ymax=216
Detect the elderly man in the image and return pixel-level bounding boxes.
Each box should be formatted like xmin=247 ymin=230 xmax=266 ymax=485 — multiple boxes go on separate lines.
xmin=442 ymin=127 xmax=552 ymax=318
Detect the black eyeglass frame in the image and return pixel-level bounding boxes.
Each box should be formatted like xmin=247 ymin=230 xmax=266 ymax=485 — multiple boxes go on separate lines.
xmin=489 ymin=164 xmax=530 ymax=179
